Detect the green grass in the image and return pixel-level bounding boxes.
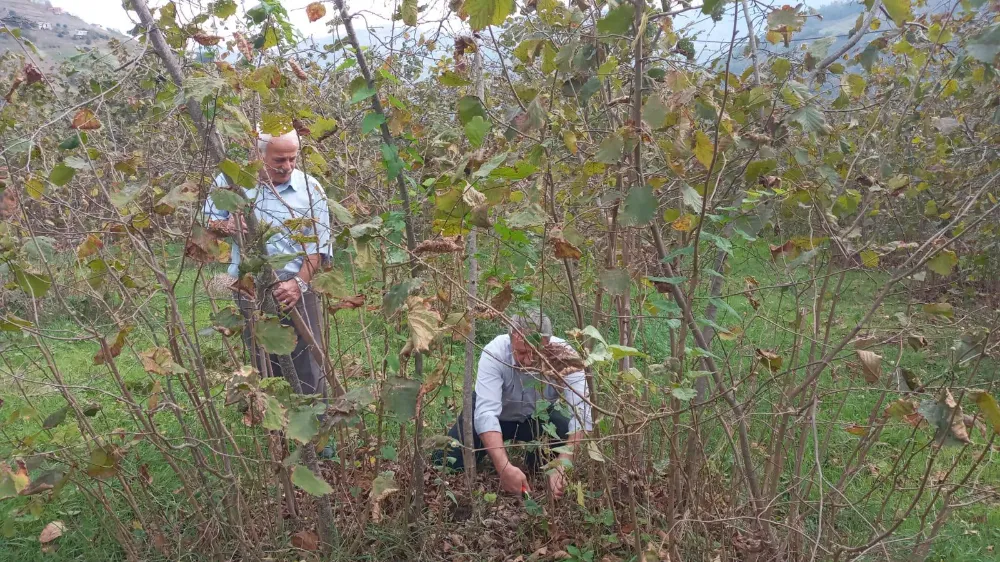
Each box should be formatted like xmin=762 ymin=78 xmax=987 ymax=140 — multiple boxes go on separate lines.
xmin=2 ymin=239 xmax=998 ymax=561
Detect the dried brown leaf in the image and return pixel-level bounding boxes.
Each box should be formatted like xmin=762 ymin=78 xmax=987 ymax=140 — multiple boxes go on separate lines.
xmin=856 ymin=349 xmax=882 ymax=383
xmin=306 ymin=2 xmax=327 ymax=22
xmin=291 ymin=529 xmax=319 ymax=551
xmin=71 ymin=108 xmax=101 ymax=130
xmin=39 ymin=521 xmax=65 ymax=544
xmin=414 ymin=236 xmax=464 ymax=256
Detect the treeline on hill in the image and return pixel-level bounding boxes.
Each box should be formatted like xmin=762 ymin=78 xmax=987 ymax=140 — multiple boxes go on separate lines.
xmin=2 ymin=0 xmax=1000 ymax=560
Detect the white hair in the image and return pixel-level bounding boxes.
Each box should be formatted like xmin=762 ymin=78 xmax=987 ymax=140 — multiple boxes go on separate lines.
xmin=509 ymin=310 xmax=552 ymax=337
xmin=256 ymin=129 xmax=300 ymax=155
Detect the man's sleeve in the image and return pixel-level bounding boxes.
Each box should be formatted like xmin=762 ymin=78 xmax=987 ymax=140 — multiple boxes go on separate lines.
xmin=202 ymin=174 xmax=229 ymax=222
xmin=305 ymin=178 xmax=331 ymax=259
xmin=473 ymin=348 xmax=505 ymax=435
xmin=562 ymin=369 xmax=593 ymax=434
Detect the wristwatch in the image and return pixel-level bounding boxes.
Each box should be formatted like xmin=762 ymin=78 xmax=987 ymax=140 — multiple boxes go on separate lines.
xmin=293 ymin=276 xmax=309 ymax=294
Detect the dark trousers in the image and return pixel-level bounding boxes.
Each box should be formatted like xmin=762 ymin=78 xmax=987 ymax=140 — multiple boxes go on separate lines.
xmin=236 ymin=290 xmax=327 ymax=397
xmin=440 ymin=393 xmax=571 ymax=472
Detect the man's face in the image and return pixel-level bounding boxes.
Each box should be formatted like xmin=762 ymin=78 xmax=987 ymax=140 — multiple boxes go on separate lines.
xmin=511 ymin=332 xmax=549 ymax=367
xmin=261 ymin=137 xmax=298 ymax=184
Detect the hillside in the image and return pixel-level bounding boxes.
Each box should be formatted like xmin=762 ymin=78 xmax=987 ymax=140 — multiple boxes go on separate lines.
xmin=0 ymin=0 xmax=128 ymax=67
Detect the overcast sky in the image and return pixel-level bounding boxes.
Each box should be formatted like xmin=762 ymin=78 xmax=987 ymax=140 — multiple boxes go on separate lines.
xmin=49 ymin=0 xmax=417 ymax=36
xmin=49 ymin=0 xmax=840 ymax=37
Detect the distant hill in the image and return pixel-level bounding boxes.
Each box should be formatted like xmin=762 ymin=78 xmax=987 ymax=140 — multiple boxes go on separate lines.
xmin=0 ymin=0 xmax=128 ymax=68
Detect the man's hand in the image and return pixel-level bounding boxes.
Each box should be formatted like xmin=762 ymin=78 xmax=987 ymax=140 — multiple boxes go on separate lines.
xmin=272 ymin=279 xmax=301 ymax=309
xmin=208 ymin=216 xmax=246 ymax=237
xmin=499 ymin=464 xmax=529 ymax=495
xmin=548 ymin=463 xmax=568 ymax=499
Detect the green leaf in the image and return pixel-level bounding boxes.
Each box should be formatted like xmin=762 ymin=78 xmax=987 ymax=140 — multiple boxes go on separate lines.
xmin=381 ymin=143 xmax=405 ymax=180
xmin=349 ymin=76 xmax=377 ymax=104
xmin=310 ymin=117 xmax=338 ymax=139
xmin=457 ymin=95 xmax=487 ymax=125
xmin=507 ymin=204 xmax=548 ymax=229
xmin=311 ymin=269 xmax=348 ymax=298
xmin=882 ymin=0 xmax=912 ymax=26
xmin=361 ymin=112 xmax=387 ymax=134
xmin=744 ymin=159 xmax=777 ymax=182
xmin=465 ymin=116 xmax=492 ymax=148
xmin=622 ymin=185 xmax=656 ymax=226
xmin=672 ymin=387 xmax=698 ymax=401
xmin=402 ymin=0 xmax=418 ymax=26
xmin=49 ymin=164 xmax=75 ymax=187
xmin=43 ymin=406 xmax=69 ymax=430
xmin=380 ymin=444 xmax=398 ymax=461
xmin=467 ymin=0 xmax=514 ymax=30
xmin=608 ymin=345 xmax=646 ymax=360
xmin=291 ymin=464 xmax=333 ymax=496
xmin=927 ymin=250 xmax=958 ymax=276
xmin=599 ymin=269 xmax=630 ymax=296
xmin=210 ymin=189 xmax=247 ymax=212
xmin=211 ymin=307 xmax=244 ymax=337
xmin=789 ymin=105 xmax=828 ymax=134
xmin=254 ymin=317 xmax=297 ymax=355
xmin=213 ymin=0 xmax=238 ymax=18
xmin=86 ymin=447 xmax=119 ymax=479
xmin=597 ymin=3 xmax=634 ymax=35
xmin=385 ymin=376 xmax=421 ymax=419
xmin=595 ymin=133 xmax=624 ymax=164
xmin=701 ymin=0 xmax=723 ymax=16
xmin=262 ymin=395 xmax=286 ymax=431
xmin=219 ymin=159 xmax=257 ymax=188
xmin=287 ymin=403 xmax=326 ymax=443
xmin=681 ymin=183 xmax=703 ymax=212
xmin=438 ymin=70 xmax=470 ymax=87
xmin=384 ymin=278 xmax=423 ymax=315
xmin=14 ymin=267 xmax=51 ymax=298
xmin=967 ymin=24 xmax=1000 ymax=64
xmin=642 ymin=95 xmax=669 ymax=129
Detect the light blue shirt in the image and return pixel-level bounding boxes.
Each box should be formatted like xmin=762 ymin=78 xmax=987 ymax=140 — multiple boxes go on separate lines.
xmin=203 ymin=169 xmax=332 ymax=278
xmin=473 ymin=334 xmax=593 ymax=435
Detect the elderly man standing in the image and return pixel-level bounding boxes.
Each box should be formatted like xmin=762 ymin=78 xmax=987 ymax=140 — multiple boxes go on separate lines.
xmin=203 ymin=130 xmax=331 ymax=398
xmin=438 ymin=311 xmax=592 ymax=499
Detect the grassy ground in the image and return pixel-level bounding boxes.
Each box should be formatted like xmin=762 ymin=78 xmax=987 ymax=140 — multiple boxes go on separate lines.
xmin=1 ymin=239 xmax=998 ymax=560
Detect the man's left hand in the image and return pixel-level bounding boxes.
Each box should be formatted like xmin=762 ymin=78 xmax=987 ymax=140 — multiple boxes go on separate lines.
xmin=548 ymin=462 xmax=568 ymax=499
xmin=273 ymin=279 xmax=301 ymax=309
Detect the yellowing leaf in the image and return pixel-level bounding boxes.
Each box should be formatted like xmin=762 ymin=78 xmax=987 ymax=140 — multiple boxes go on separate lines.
xmin=923 ymin=302 xmax=954 ymax=318
xmin=844 ymin=424 xmax=868 ymax=436
xmin=756 ymin=349 xmax=782 ymax=372
xmin=941 ymin=79 xmax=958 ymax=98
xmin=693 ymin=130 xmax=714 ymax=170
xmin=563 ymin=131 xmax=578 ymax=154
xmin=406 ymin=296 xmax=440 ymax=353
xmin=671 ymin=214 xmax=694 ymax=232
xmin=882 ymin=0 xmax=912 ymax=26
xmin=860 ymin=249 xmax=879 ymax=268
xmin=971 ymin=391 xmax=1000 ymax=433
xmin=926 ymin=249 xmax=958 ymax=276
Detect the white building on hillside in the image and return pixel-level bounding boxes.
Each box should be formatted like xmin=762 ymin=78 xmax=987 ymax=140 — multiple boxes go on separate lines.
xmin=72 ymin=30 xmax=88 ymax=39
xmin=39 ymin=22 xmax=52 ymax=30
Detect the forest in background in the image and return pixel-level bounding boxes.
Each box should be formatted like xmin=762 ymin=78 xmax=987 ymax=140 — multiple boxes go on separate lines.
xmin=2 ymin=0 xmax=1000 ymax=560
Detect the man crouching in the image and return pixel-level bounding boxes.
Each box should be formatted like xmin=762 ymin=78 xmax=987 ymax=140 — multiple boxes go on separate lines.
xmin=437 ymin=310 xmax=592 ymax=499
